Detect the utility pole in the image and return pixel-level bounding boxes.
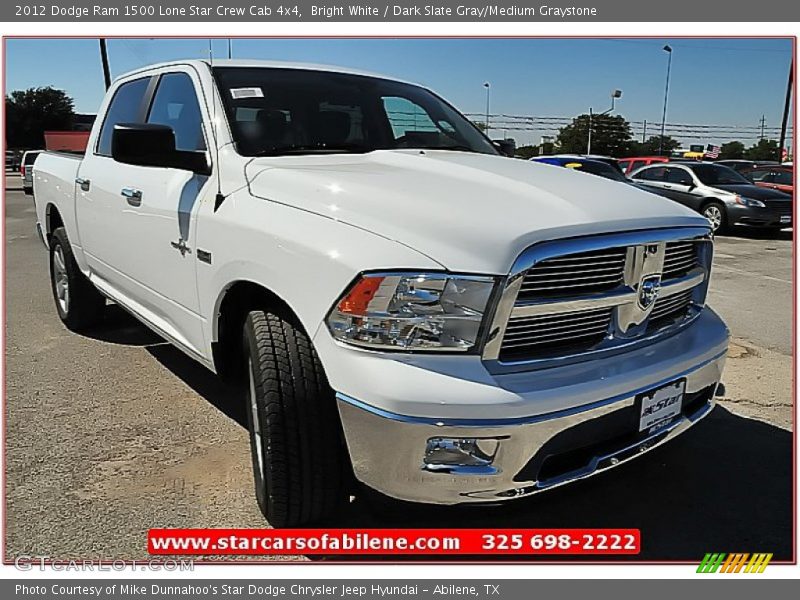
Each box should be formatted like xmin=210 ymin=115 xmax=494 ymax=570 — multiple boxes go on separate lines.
xmin=99 ymin=38 xmax=112 ymax=91
xmin=779 ymin=59 xmax=793 ymax=160
xmin=587 ymin=108 xmax=593 ymax=155
xmin=642 ymin=119 xmax=647 ymax=144
xmin=227 ymin=38 xmax=233 ymax=59
xmin=759 ymin=114 xmax=766 ymax=140
xmin=483 ymin=82 xmax=491 ymax=134
xmin=659 ymin=45 xmax=673 ymax=156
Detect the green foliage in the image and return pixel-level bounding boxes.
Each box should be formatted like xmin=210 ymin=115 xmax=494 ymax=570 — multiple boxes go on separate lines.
xmin=556 ymin=113 xmax=632 ymax=157
xmin=626 ymin=135 xmax=681 ymax=157
xmin=515 ymin=145 xmax=539 ymax=159
xmin=5 ymin=87 xmax=76 ymax=149
xmin=719 ymin=141 xmax=745 ymax=160
xmin=744 ymin=138 xmax=780 ymax=161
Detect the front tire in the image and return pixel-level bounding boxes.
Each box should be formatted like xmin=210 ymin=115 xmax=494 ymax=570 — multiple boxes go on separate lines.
xmin=49 ymin=227 xmax=105 ymax=331
xmin=243 ymin=310 xmax=349 ymax=527
xmin=702 ymin=201 xmax=727 ymax=233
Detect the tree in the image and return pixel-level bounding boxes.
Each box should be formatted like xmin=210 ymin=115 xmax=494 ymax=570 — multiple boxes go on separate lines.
xmin=471 ymin=121 xmax=488 ymax=132
xmin=744 ymin=138 xmax=780 ymax=161
xmin=556 ymin=113 xmax=632 ymax=157
xmin=515 ymin=145 xmax=539 ymax=159
xmin=719 ymin=141 xmax=745 ymax=160
xmin=5 ymin=87 xmax=75 ymax=149
xmin=632 ymin=135 xmax=681 ymax=156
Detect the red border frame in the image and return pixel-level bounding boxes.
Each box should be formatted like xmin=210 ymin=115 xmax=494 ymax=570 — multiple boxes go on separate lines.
xmin=1 ymin=34 xmax=796 ymax=567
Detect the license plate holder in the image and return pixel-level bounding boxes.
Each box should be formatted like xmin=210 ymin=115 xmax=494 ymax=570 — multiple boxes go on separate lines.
xmin=638 ymin=379 xmax=685 ymax=433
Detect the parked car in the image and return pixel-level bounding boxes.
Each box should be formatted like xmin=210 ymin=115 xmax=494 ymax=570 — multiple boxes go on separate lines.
xmin=34 ymin=60 xmax=729 ymax=527
xmin=741 ymin=165 xmax=794 ymax=195
xmin=530 ymin=156 xmax=628 ymax=181
xmin=6 ymin=150 xmax=21 ymax=171
xmin=617 ymin=156 xmax=669 ymax=175
xmin=630 ymin=162 xmax=792 ymax=232
xmin=716 ymin=159 xmax=780 ymax=174
xmin=546 ymin=153 xmax=624 ymax=173
xmin=20 ymin=150 xmax=42 ymax=195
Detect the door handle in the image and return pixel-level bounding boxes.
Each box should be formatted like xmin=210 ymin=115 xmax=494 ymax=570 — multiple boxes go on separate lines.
xmin=663 ymin=184 xmax=673 ymax=189
xmin=75 ymin=177 xmax=91 ymax=192
xmin=121 ymin=187 xmax=142 ymax=207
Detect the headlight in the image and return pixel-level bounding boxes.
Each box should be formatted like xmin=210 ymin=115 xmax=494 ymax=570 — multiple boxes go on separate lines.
xmin=734 ymin=195 xmax=766 ymax=208
xmin=326 ymin=272 xmax=496 ymax=351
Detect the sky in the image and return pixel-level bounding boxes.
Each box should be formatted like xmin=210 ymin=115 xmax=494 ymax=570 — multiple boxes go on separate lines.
xmin=4 ymin=37 xmax=794 ymax=148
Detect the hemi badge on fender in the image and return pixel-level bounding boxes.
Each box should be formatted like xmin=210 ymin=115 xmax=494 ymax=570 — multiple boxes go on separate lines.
xmin=197 ymin=249 xmax=212 ymax=264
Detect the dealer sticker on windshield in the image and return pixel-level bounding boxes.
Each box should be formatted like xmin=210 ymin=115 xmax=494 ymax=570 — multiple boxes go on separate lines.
xmin=230 ymin=87 xmax=264 ymax=99
xmin=638 ymin=379 xmax=685 ymax=432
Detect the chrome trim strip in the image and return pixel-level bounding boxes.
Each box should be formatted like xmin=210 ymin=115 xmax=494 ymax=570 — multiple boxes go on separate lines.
xmin=335 ymin=348 xmax=726 ymax=428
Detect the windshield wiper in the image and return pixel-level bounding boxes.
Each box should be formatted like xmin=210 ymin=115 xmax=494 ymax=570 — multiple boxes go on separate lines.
xmin=253 ymin=144 xmax=375 ymax=157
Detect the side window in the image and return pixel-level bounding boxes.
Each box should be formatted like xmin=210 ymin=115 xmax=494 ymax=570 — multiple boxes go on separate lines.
xmin=748 ymin=169 xmax=771 ymax=182
xmin=630 ymin=160 xmax=646 ymax=172
xmin=773 ymin=171 xmax=792 ymax=185
xmin=666 ymin=168 xmax=692 ymax=185
xmin=96 ymin=77 xmax=151 ymax=156
xmin=618 ymin=160 xmax=631 ymax=172
xmin=147 ymin=72 xmax=206 ymax=152
xmin=634 ymin=167 xmax=666 ymax=181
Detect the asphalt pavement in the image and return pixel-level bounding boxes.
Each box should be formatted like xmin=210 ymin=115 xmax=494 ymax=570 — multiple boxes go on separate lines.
xmin=3 ymin=173 xmax=793 ymax=562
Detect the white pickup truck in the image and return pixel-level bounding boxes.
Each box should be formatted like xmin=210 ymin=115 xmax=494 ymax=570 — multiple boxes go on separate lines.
xmin=34 ymin=60 xmax=729 ymax=527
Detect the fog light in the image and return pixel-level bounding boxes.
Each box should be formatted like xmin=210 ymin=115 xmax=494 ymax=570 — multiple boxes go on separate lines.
xmin=423 ymin=437 xmax=502 ymax=473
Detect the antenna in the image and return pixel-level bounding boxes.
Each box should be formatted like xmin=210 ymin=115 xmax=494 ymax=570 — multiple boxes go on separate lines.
xmin=208 ymin=39 xmax=225 ymax=211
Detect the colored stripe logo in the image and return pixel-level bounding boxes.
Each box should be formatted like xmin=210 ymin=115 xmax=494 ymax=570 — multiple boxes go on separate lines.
xmin=697 ymin=553 xmax=772 ymax=573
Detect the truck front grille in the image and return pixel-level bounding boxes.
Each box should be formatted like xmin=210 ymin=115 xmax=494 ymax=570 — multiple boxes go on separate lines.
xmin=662 ymin=241 xmax=698 ymax=280
xmin=487 ymin=230 xmax=712 ymax=366
xmin=499 ymin=307 xmax=613 ymax=361
xmin=517 ymin=247 xmax=627 ymax=300
xmin=648 ymin=289 xmax=693 ymax=329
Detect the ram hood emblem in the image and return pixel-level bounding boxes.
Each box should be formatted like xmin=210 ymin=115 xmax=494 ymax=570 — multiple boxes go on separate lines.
xmin=638 ymin=275 xmax=662 ymax=310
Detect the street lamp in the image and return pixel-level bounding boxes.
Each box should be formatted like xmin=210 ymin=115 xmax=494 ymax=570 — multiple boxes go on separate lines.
xmin=659 ymin=45 xmax=673 ymax=156
xmin=587 ymin=89 xmax=622 ymax=155
xmin=483 ymin=82 xmax=491 ymax=134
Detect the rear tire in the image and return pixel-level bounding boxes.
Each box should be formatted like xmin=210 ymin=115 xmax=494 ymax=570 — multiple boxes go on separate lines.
xmin=702 ymin=201 xmax=728 ymax=234
xmin=243 ymin=310 xmax=349 ymax=527
xmin=49 ymin=227 xmax=105 ymax=331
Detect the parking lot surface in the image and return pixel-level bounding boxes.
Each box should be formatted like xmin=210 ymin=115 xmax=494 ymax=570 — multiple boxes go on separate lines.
xmin=3 ymin=174 xmax=793 ymax=562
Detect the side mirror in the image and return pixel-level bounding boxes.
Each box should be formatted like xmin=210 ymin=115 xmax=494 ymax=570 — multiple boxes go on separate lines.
xmin=492 ymin=139 xmax=516 ymax=158
xmin=111 ymin=123 xmax=210 ymax=175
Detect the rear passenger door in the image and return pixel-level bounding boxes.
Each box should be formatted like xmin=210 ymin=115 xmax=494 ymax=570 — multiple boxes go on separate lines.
xmin=77 ymin=68 xmax=212 ymax=357
xmin=662 ymin=167 xmax=701 ymax=209
xmin=631 ymin=166 xmax=669 ymax=194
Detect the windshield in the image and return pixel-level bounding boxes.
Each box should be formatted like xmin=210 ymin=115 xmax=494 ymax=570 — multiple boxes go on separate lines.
xmin=691 ymin=164 xmax=751 ymax=186
xmin=213 ymin=67 xmax=498 ymax=157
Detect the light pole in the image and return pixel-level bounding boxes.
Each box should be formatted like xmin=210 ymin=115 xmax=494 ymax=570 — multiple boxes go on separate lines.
xmin=99 ymin=38 xmax=111 ymax=91
xmin=659 ymin=45 xmax=673 ymax=156
xmin=483 ymin=82 xmax=491 ymax=134
xmin=587 ymin=89 xmax=622 ymax=155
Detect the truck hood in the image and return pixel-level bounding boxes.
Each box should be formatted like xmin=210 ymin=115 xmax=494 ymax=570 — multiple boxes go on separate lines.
xmin=245 ymin=150 xmax=707 ymax=273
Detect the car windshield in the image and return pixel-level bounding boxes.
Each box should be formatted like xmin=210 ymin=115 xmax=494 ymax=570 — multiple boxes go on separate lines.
xmin=213 ymin=67 xmax=498 ymax=157
xmin=568 ymin=160 xmax=628 ymax=182
xmin=690 ymin=164 xmax=751 ymax=186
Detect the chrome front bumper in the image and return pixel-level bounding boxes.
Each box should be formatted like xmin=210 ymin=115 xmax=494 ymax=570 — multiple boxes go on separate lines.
xmin=337 ymin=347 xmax=726 ymax=505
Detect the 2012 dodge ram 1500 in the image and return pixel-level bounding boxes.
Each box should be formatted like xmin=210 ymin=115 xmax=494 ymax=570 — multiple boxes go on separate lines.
xmin=34 ymin=60 xmax=729 ymax=527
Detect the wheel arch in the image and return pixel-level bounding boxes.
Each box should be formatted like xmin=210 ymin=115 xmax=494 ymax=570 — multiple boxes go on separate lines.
xmin=211 ymin=279 xmax=307 ymax=382
xmin=45 ymin=203 xmax=64 ymax=240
